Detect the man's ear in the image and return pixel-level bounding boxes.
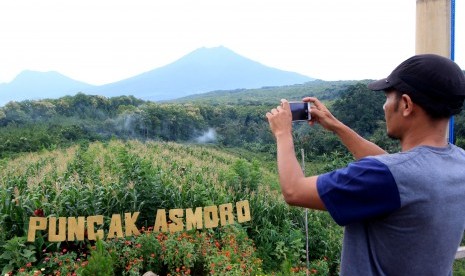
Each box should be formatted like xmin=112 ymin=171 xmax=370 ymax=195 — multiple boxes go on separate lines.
xmin=401 ymin=94 xmax=414 ymax=117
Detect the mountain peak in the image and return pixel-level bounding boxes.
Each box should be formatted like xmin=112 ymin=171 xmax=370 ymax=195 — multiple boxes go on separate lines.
xmin=91 ymin=46 xmax=313 ymax=101
xmin=191 ymin=45 xmax=231 ymax=53
xmin=172 ymin=46 xmax=250 ymax=65
xmin=13 ymin=70 xmax=65 ymax=82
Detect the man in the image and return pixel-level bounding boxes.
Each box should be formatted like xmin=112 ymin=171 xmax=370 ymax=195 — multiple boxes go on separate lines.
xmin=266 ymin=54 xmax=465 ymax=275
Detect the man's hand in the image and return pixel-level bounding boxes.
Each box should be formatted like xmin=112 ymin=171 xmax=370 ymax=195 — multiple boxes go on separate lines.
xmin=303 ymin=97 xmax=342 ymax=132
xmin=303 ymin=97 xmax=386 ymax=159
xmin=266 ymin=99 xmax=293 ymax=139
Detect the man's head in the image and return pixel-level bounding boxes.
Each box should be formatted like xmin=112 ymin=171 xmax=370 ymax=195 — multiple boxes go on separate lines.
xmin=368 ymin=54 xmax=465 ymax=119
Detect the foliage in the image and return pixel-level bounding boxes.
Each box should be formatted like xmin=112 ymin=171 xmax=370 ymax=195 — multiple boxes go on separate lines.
xmin=203 ymin=225 xmax=262 ymax=275
xmin=454 ymin=258 xmax=465 ymax=276
xmin=369 ymin=122 xmax=401 ymax=153
xmin=41 ymin=249 xmax=84 ymax=275
xmin=0 ymin=236 xmax=36 ymax=274
xmin=172 ymin=80 xmax=359 ymax=105
xmin=79 ymin=239 xmax=114 ymax=276
xmin=0 ymin=141 xmax=342 ymax=274
xmin=0 ymin=80 xmax=422 ymax=160
xmin=332 ymin=83 xmax=386 ymax=137
xmin=108 ymin=225 xmax=263 ymax=275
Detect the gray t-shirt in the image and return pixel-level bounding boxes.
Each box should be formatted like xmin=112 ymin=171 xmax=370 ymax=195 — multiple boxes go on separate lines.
xmin=317 ymin=144 xmax=465 ymax=275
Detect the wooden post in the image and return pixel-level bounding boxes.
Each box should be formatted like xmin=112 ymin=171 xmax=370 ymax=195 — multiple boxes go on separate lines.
xmin=456 ymin=246 xmax=465 ymax=260
xmin=416 ymin=0 xmax=452 ymax=142
xmin=416 ymin=0 xmax=450 ymax=56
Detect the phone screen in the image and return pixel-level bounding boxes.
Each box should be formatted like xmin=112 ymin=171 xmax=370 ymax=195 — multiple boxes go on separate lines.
xmin=289 ymin=102 xmax=310 ymax=121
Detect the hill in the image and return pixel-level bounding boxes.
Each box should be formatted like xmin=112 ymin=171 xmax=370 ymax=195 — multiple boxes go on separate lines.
xmin=0 ymin=70 xmax=95 ymax=106
xmin=170 ymin=79 xmax=363 ymax=105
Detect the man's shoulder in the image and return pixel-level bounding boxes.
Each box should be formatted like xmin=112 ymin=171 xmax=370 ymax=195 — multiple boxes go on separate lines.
xmin=450 ymin=143 xmax=465 ymax=155
xmin=369 ymin=151 xmax=417 ymax=168
xmin=368 ymin=145 xmax=465 ymax=185
xmin=372 ymin=144 xmax=465 ymax=165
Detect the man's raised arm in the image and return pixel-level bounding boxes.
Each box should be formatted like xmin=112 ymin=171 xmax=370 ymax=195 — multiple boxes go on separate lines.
xmin=304 ymin=97 xmax=387 ymax=159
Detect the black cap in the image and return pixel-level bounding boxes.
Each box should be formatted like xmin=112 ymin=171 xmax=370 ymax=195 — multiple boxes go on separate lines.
xmin=368 ymin=54 xmax=465 ymax=101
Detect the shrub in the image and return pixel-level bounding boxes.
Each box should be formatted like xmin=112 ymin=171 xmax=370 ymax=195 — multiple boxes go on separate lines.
xmin=79 ymin=239 xmax=114 ymax=276
xmin=0 ymin=236 xmax=36 ymax=275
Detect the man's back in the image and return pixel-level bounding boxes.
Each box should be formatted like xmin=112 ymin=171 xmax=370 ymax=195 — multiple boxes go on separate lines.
xmin=340 ymin=145 xmax=465 ymax=275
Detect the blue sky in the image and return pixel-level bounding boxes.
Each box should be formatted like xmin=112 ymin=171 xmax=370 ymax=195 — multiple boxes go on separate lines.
xmin=0 ymin=0 xmax=463 ymax=85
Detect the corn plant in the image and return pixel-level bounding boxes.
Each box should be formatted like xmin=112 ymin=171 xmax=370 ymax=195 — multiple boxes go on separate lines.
xmin=0 ymin=140 xmax=344 ymax=274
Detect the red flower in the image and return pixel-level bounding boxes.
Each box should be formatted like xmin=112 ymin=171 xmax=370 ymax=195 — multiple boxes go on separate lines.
xmin=34 ymin=209 xmax=44 ymax=217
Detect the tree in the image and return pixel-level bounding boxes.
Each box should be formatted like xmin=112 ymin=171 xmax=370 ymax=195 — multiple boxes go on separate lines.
xmin=332 ymin=83 xmax=385 ymax=137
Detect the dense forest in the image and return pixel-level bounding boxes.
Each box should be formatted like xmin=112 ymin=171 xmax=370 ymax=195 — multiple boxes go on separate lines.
xmin=1 ymin=80 xmax=464 ymax=160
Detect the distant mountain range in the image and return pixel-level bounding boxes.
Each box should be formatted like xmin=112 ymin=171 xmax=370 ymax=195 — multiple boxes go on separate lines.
xmin=0 ymin=46 xmax=314 ymax=106
xmin=0 ymin=71 xmax=95 ymax=105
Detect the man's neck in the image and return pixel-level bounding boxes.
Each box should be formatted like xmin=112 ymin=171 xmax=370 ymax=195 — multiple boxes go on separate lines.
xmin=400 ymin=118 xmax=449 ymax=151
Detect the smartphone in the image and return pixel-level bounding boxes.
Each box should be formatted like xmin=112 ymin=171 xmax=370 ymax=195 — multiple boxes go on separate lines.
xmin=289 ymin=102 xmax=311 ymax=121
